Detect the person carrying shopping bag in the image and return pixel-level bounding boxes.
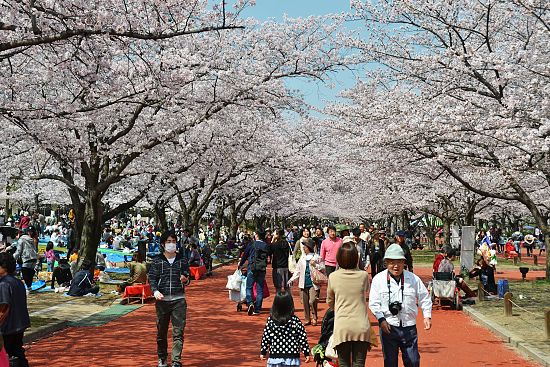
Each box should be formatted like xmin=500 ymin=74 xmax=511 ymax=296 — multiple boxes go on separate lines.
xmin=288 ymin=238 xmax=324 ymax=326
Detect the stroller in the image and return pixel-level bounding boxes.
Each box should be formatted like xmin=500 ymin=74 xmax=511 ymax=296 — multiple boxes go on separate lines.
xmin=312 ymin=308 xmax=336 ymax=367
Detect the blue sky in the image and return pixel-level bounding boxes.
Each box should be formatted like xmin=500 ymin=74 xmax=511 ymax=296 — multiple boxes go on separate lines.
xmin=242 ymin=1 xmax=364 ymax=111
xmin=242 ymin=0 xmax=352 ymax=20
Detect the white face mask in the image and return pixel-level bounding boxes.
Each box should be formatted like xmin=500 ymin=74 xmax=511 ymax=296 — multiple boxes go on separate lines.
xmin=164 ymin=243 xmax=177 ymax=254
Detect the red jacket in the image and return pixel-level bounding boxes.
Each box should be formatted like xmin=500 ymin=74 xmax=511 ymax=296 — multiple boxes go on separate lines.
xmin=433 ymin=253 xmax=444 ymax=273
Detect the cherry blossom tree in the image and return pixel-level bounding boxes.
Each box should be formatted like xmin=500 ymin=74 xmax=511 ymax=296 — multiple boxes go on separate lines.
xmin=340 ymin=0 xmax=550 ymax=278
xmin=1 ymin=11 xmax=351 ymax=266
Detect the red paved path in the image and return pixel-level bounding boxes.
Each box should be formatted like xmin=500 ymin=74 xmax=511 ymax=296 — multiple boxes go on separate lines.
xmin=26 ymin=265 xmax=542 ymax=367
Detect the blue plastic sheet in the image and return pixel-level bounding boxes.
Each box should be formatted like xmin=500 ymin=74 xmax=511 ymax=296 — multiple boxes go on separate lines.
xmin=30 ymin=280 xmax=46 ymax=291
xmin=104 ymin=267 xmax=130 ymax=274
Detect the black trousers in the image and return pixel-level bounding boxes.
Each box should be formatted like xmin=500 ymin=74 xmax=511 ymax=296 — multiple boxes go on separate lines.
xmin=325 ymin=265 xmax=337 ymax=278
xmin=20 ymin=268 xmax=35 ymax=289
xmin=4 ymin=332 xmax=29 ymax=367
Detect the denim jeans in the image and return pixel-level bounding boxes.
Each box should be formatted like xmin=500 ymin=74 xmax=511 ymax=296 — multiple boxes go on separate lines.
xmin=156 ymin=298 xmax=187 ymax=364
xmin=380 ymin=325 xmax=420 ymax=367
xmin=246 ymin=269 xmax=266 ymax=312
xmin=336 ymin=341 xmax=369 ymax=367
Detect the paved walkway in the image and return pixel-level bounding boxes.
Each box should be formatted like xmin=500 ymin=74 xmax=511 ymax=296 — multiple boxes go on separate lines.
xmin=26 ymin=265 xmax=542 ymax=366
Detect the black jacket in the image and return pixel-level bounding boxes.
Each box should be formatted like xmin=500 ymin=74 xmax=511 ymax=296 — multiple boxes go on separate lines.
xmin=51 ymin=263 xmax=72 ymax=289
xmin=260 ymin=315 xmax=310 ymax=358
xmin=67 ymin=270 xmax=94 ymax=296
xmin=268 ymin=240 xmax=290 ymax=269
xmin=148 ymin=253 xmax=190 ymax=299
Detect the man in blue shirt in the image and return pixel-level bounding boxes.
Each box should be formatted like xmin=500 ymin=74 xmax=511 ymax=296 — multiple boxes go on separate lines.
xmin=238 ymin=229 xmax=269 ymax=316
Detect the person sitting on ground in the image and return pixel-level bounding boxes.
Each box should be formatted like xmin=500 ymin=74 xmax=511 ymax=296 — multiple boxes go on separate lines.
xmin=437 ymin=248 xmax=476 ymax=299
xmin=505 ymin=239 xmax=518 ymax=259
xmin=95 ymin=251 xmax=106 ymax=271
xmin=51 ymin=255 xmax=72 ymax=291
xmin=118 ymin=252 xmax=147 ymax=294
xmin=50 ymin=229 xmax=61 ymax=246
xmin=188 ymin=243 xmax=201 ymax=267
xmin=69 ymin=250 xmax=79 ymax=275
xmin=67 ymin=259 xmax=100 ymax=296
xmin=468 ymin=257 xmax=497 ymax=295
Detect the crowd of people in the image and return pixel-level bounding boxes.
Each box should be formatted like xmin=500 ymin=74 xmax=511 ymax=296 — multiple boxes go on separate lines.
xmin=234 ymin=223 xmax=432 ymax=367
xmin=477 ymin=226 xmax=546 ymax=258
xmin=0 ymin=208 xmax=547 ymax=367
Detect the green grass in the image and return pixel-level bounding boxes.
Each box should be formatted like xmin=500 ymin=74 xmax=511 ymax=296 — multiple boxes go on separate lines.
xmin=30 ymin=316 xmax=61 ymax=329
xmin=411 ymin=250 xmax=438 ymax=264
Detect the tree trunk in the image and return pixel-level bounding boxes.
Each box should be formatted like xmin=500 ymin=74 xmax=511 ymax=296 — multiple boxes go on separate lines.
xmin=545 ymin=234 xmax=550 ymax=282
xmin=154 ymin=203 xmax=168 ymax=233
xmin=228 ymin=202 xmax=239 ymax=241
xmin=443 ymin=218 xmax=451 ymax=247
xmin=465 ymin=200 xmax=476 ymax=226
xmin=402 ymin=211 xmax=410 ymax=231
xmin=533 ymin=222 xmax=550 ymax=281
xmin=427 ymin=233 xmax=436 ymax=250
xmin=77 ymin=192 xmax=103 ymax=269
xmin=34 ymin=193 xmax=40 ymax=213
xmin=212 ymin=199 xmax=225 ymax=245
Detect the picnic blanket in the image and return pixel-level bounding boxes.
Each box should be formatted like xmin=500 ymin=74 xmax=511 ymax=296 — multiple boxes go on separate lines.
xmin=30 ymin=280 xmax=46 ymax=292
xmin=99 ymin=279 xmax=125 ymax=285
xmin=104 ymin=267 xmax=130 ymax=274
xmin=37 ymin=287 xmax=55 ymax=293
xmin=64 ymin=292 xmax=103 ymax=297
xmin=103 ymin=253 xmax=130 ymax=263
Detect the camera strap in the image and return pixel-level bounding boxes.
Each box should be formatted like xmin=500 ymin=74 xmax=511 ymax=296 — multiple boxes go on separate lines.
xmin=387 ymin=271 xmax=405 ymax=326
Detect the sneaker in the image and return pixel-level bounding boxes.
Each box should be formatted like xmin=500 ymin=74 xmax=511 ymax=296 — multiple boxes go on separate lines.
xmin=247 ymin=304 xmax=254 ymax=316
xmin=172 ymin=363 xmax=182 ymax=367
xmin=158 ymin=358 xmax=168 ymax=367
xmin=253 ymin=311 xmax=261 ymax=315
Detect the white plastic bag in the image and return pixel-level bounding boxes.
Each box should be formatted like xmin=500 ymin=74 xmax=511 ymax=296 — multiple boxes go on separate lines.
xmin=288 ymin=254 xmax=297 ymax=273
xmin=229 ymin=290 xmax=242 ymax=302
xmin=325 ymin=335 xmax=338 ymax=359
xmin=226 ymin=270 xmax=243 ymax=291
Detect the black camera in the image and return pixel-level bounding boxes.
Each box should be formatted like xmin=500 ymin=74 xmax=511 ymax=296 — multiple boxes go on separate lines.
xmin=389 ymin=301 xmax=402 ymax=316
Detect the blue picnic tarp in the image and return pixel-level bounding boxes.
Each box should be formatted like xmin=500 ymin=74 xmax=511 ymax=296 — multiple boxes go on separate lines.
xmin=30 ymin=280 xmax=46 ymax=291
xmin=104 ymin=267 xmax=130 ymax=274
xmin=103 ymin=253 xmax=130 ymax=263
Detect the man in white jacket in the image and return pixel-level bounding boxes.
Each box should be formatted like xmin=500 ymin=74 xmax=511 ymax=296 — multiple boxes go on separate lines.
xmin=369 ymin=244 xmax=432 ymax=367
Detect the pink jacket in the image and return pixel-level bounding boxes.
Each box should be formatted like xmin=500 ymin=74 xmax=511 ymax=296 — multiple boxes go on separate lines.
xmin=45 ymin=249 xmax=56 ymax=262
xmin=288 ymin=254 xmax=324 ymax=291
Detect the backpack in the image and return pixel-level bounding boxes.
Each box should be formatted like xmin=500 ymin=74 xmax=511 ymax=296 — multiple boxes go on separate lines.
xmin=249 ymin=241 xmax=268 ymax=272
